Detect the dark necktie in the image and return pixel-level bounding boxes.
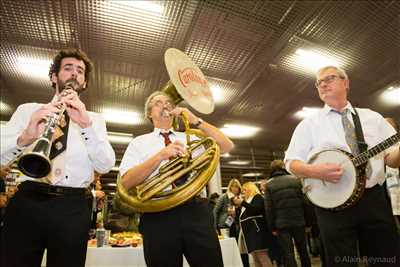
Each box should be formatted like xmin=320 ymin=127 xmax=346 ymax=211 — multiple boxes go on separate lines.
xmin=160 ymin=132 xmax=172 ymax=146
xmin=160 ymin=131 xmax=187 ymax=187
xmin=49 ymin=113 xmax=70 ymax=160
xmin=335 ymin=109 xmax=359 ymax=155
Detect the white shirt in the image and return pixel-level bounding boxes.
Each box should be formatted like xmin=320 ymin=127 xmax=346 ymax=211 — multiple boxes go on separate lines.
xmin=119 ymin=128 xmax=207 ymax=196
xmin=1 ymin=102 xmax=116 ymax=188
xmin=284 ymin=102 xmax=398 ymax=188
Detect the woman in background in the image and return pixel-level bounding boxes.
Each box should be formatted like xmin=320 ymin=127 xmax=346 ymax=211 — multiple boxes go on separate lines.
xmin=214 ymin=178 xmax=250 ymax=267
xmin=234 ymin=182 xmax=273 ymax=267
xmin=213 ymin=178 xmax=241 ymax=235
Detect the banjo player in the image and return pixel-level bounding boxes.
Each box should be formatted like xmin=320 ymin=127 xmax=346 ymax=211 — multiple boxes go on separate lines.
xmin=284 ymin=66 xmax=400 ymax=267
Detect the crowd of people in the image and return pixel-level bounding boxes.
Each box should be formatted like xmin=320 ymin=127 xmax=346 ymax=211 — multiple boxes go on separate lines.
xmin=0 ymin=47 xmax=399 ymax=267
xmin=213 ymin=161 xmax=314 ymax=267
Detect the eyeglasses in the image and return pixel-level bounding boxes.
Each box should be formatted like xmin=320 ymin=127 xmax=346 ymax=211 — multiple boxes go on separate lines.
xmin=315 ymin=75 xmax=344 ymax=88
xmin=152 ymin=100 xmax=175 ymax=110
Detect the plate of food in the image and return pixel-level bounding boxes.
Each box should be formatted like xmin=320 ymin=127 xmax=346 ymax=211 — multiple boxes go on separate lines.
xmin=109 ymin=237 xmax=132 ymax=247
xmin=110 ymin=232 xmax=142 ymax=247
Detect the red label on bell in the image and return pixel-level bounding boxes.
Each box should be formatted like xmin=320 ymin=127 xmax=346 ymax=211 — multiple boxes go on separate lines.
xmin=178 ymin=68 xmax=207 ymax=88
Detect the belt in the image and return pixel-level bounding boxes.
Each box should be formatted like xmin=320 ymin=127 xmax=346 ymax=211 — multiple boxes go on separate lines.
xmin=18 ymin=181 xmax=88 ymax=196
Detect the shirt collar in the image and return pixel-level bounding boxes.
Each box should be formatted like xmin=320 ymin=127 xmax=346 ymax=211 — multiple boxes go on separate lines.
xmin=153 ymin=128 xmax=177 ymax=136
xmin=322 ymin=101 xmax=355 ymax=116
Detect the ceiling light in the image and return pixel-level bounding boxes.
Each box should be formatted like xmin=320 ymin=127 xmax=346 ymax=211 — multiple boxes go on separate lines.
xmin=207 ymin=78 xmax=238 ymax=105
xmin=108 ymin=192 xmax=116 ymax=195
xmin=102 ymin=109 xmax=142 ymax=125
xmin=294 ymin=107 xmax=321 ymax=119
xmin=242 ymin=172 xmax=264 ymax=177
xmin=227 ymin=160 xmax=251 ymax=165
xmin=221 ymin=153 xmax=231 ymax=158
xmin=0 ymin=101 xmax=11 ymax=113
xmin=106 ymin=183 xmax=117 ymax=187
xmin=109 ymin=0 xmax=164 ymax=14
xmin=291 ymin=49 xmax=342 ymax=73
xmin=380 ymin=86 xmax=400 ymax=106
xmin=108 ymin=131 xmax=133 ymax=144
xmin=210 ymin=85 xmax=224 ymax=104
xmin=17 ymin=57 xmax=51 ymax=80
xmin=102 ymin=1 xmax=166 ymax=37
xmin=220 ymin=124 xmax=260 ymax=139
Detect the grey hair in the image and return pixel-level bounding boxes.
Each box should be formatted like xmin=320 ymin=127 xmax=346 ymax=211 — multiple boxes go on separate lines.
xmin=144 ymin=91 xmax=172 ymax=122
xmin=316 ymin=66 xmax=348 ymax=80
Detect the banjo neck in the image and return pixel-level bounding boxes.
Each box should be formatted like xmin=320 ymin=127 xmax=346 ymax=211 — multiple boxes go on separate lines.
xmin=352 ymin=132 xmax=400 ymax=167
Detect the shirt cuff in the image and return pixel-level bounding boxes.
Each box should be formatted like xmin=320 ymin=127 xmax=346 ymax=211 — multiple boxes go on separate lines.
xmin=1 ymin=138 xmax=25 ymax=165
xmin=284 ymin=159 xmax=293 ymax=174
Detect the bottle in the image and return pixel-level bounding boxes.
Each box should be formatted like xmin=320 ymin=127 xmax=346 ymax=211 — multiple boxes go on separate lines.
xmin=96 ymin=223 xmax=106 ymax=248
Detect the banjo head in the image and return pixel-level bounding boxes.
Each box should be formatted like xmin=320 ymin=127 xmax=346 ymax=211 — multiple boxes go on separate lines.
xmin=303 ymin=149 xmax=357 ymax=209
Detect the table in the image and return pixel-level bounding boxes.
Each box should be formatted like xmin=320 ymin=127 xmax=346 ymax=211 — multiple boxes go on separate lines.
xmin=41 ymin=237 xmax=243 ymax=267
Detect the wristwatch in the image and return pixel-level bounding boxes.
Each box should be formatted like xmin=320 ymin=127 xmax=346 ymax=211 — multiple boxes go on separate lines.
xmin=193 ymin=118 xmax=203 ymax=127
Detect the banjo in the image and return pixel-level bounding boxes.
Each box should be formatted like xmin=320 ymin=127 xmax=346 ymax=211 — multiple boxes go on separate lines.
xmin=303 ymin=132 xmax=399 ymax=211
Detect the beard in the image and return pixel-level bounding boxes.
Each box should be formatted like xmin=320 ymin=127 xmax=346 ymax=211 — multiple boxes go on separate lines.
xmin=58 ymin=78 xmax=86 ymax=95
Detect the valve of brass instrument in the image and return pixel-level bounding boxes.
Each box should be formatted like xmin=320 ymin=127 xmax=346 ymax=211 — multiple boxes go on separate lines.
xmin=181 ymin=150 xmax=190 ymax=167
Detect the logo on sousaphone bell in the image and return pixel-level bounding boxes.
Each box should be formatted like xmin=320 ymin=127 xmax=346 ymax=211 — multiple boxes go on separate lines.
xmin=178 ymin=68 xmax=207 ymax=88
xmin=165 ymin=48 xmax=214 ymax=114
xmin=178 ymin=68 xmax=211 ymax=98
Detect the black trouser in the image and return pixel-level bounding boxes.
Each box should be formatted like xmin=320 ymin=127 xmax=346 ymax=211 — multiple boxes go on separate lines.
xmin=315 ymin=185 xmax=400 ymax=267
xmin=276 ymin=226 xmax=311 ymax=267
xmin=0 ymin=181 xmax=91 ymax=267
xmin=139 ymin=197 xmax=223 ymax=267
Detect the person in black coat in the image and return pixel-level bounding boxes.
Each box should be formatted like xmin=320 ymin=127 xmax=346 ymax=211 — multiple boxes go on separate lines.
xmin=264 ymin=160 xmax=311 ymax=267
xmin=233 ymin=182 xmax=273 ymax=267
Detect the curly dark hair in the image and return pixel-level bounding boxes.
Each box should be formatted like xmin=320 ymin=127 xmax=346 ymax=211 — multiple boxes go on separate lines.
xmin=48 ymin=48 xmax=93 ymax=88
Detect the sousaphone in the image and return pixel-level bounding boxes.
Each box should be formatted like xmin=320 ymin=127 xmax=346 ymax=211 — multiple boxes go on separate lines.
xmin=115 ymin=48 xmax=220 ymax=213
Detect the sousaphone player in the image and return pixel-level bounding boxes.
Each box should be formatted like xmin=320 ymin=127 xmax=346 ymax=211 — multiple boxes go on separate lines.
xmin=119 ymin=48 xmax=234 ymax=267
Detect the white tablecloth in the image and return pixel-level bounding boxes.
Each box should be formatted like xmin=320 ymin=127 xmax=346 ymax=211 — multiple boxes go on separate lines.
xmin=42 ymin=237 xmax=243 ymax=267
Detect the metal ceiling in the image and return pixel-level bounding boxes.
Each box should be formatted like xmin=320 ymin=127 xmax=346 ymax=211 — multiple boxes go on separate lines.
xmin=1 ymin=0 xmax=399 ymax=193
